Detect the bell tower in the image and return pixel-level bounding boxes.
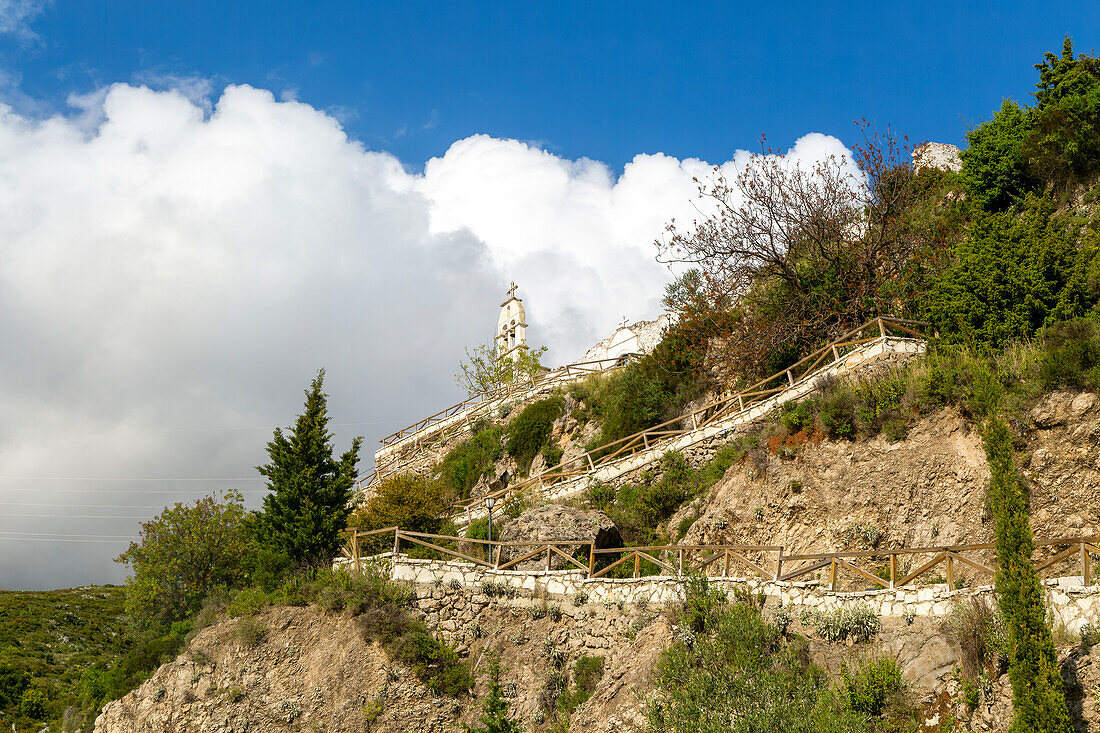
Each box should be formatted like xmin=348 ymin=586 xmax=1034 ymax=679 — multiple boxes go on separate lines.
xmin=495 ymin=282 xmax=527 ymax=357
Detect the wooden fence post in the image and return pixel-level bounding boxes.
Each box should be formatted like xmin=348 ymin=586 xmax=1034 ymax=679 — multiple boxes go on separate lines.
xmin=678 ymin=548 xmax=684 ymax=577
xmin=829 ymin=558 xmax=837 ymax=591
xmin=1082 ymin=543 xmax=1092 ymax=586
xmin=588 ymin=542 xmax=596 ymax=578
xmin=546 ymin=545 xmax=552 ymax=572
xmin=774 ymin=550 xmax=782 ymax=581
xmin=634 ymin=552 xmax=640 ymax=579
xmin=351 ymin=532 xmax=361 ymax=573
xmin=393 ymin=528 xmax=400 ymax=557
xmin=723 ymin=550 xmax=730 ymax=577
xmin=946 ymin=555 xmax=955 ymax=589
xmin=889 ymin=554 xmax=897 ymax=588
xmin=786 ymin=370 xmax=795 ymax=387
xmin=832 ymin=344 xmax=839 ymax=361
xmin=878 ymin=318 xmax=886 ymax=338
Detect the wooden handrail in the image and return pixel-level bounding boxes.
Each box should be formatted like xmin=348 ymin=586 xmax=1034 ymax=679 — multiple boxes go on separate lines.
xmin=341 ymin=527 xmax=1100 ymax=588
xmin=451 ymin=317 xmax=927 ymax=513
xmin=376 ymin=353 xmax=639 ymax=447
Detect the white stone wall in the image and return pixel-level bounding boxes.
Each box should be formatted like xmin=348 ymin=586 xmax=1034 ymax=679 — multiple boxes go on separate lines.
xmin=582 ymin=314 xmax=673 ymax=363
xmin=337 ymin=554 xmax=1100 ymax=631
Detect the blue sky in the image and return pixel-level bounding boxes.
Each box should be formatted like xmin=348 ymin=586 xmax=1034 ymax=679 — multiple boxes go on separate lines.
xmin=5 ymin=1 xmax=1098 ymax=169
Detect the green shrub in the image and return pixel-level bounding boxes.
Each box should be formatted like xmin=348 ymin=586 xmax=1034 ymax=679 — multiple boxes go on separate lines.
xmin=780 ymin=400 xmax=815 ymax=432
xmin=959 ymin=99 xmax=1034 ymax=210
xmin=1038 ymin=318 xmax=1100 ymax=390
xmin=648 ymin=579 xmax=866 ymax=733
xmin=19 ymin=688 xmax=47 ymax=720
xmin=349 ymin=474 xmax=450 ymax=537
xmin=540 ymin=443 xmax=564 ymax=467
xmin=983 ymin=419 xmax=1073 ymax=731
xmin=838 ymin=655 xmax=903 ymax=717
xmin=585 ymin=482 xmax=616 ymax=510
xmin=226 ymin=587 xmax=268 ymax=618
xmin=942 ymin=596 xmax=1006 ymax=678
xmin=235 ymin=617 xmax=267 ymax=648
xmin=923 ymin=199 xmax=1079 ymax=348
xmin=438 ymin=423 xmax=504 ymax=499
xmin=558 ymin=655 xmax=605 ymax=714
xmin=801 ymin=604 xmax=880 ymax=643
xmin=465 ymin=654 xmax=521 ymax=733
xmin=816 ymin=388 xmax=856 ymax=440
xmin=385 ymin=623 xmax=473 ymax=695
xmin=505 ymin=397 xmax=564 ymax=472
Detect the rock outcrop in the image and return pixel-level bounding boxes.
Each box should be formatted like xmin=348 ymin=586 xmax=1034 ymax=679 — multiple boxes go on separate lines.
xmin=498 ymin=505 xmax=621 ymax=568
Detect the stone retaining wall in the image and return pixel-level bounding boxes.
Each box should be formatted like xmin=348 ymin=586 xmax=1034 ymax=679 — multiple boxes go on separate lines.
xmin=338 ymin=554 xmax=1100 ymax=635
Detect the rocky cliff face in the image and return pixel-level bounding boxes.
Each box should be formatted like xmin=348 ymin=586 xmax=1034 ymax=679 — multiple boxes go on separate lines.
xmin=94 ymin=606 xmax=466 ymax=733
xmin=96 ymin=391 xmax=1100 ymax=733
xmin=678 ymin=393 xmax=1100 ymax=575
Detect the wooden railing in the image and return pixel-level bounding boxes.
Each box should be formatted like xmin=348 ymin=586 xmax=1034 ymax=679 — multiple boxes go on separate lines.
xmin=355 ymin=354 xmax=639 ymax=493
xmin=451 ymin=317 xmax=927 ymax=514
xmin=377 ymin=354 xmax=637 ymax=448
xmin=339 ymin=527 xmax=1100 ymax=589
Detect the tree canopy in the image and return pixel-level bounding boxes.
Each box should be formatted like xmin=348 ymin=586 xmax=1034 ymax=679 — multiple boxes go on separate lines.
xmin=255 ymin=369 xmax=362 ymax=566
xmin=115 ymin=491 xmax=249 ymax=627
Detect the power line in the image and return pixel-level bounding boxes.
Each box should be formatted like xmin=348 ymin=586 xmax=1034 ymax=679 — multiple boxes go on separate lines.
xmin=0 ymin=487 xmax=268 ymax=494
xmin=0 ymin=476 xmax=265 ymax=482
xmin=0 ymin=530 xmax=136 ymax=539
xmin=0 ymin=536 xmax=131 ymax=543
xmin=0 ymin=513 xmax=151 ymax=519
xmin=0 ymin=502 xmax=179 ymax=509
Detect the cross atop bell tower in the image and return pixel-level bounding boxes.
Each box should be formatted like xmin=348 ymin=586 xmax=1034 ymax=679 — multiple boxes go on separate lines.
xmin=496 ymin=282 xmax=527 ymax=356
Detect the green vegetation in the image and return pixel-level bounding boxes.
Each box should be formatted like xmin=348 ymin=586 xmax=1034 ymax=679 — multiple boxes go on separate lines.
xmin=116 ymin=491 xmax=250 ymax=628
xmin=943 ymin=597 xmax=1007 ymax=680
xmin=961 ymin=38 xmax=1100 ymax=207
xmin=439 ymin=421 xmax=504 ymax=498
xmin=0 ymin=586 xmax=128 ymax=731
xmin=350 ymin=473 xmax=452 ymax=537
xmin=984 ymin=419 xmax=1073 ymax=732
xmin=838 ymin=655 xmax=905 ymax=718
xmin=255 ymin=369 xmax=363 ymax=567
xmin=557 ymin=654 xmax=604 ymax=714
xmin=586 ymin=446 xmax=745 ymax=549
xmin=647 ymin=578 xmax=909 ymax=733
xmin=464 ymin=654 xmax=521 ymax=733
xmin=504 ymin=396 xmax=564 ymax=472
xmin=456 ymin=341 xmax=549 ymax=396
xmin=583 ymin=326 xmax=713 ymax=458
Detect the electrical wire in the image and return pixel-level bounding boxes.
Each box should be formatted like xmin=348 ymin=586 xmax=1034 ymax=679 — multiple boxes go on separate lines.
xmin=0 ymin=530 xmax=135 ymax=539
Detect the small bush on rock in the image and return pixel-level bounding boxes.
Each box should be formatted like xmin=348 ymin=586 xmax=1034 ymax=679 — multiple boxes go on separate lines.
xmin=226 ymin=587 xmax=268 ymax=618
xmin=505 ymin=397 xmax=564 ymax=473
xmin=801 ymin=604 xmax=880 ymax=643
xmin=838 ymin=655 xmax=904 ymax=717
xmin=235 ymin=617 xmax=266 ymax=648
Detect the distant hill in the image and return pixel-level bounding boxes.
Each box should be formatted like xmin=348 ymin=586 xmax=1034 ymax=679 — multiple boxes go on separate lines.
xmin=0 ymin=585 xmax=128 ymax=731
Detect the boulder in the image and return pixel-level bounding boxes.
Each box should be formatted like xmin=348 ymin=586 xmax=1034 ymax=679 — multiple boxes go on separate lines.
xmin=497 ymin=505 xmax=621 ymax=569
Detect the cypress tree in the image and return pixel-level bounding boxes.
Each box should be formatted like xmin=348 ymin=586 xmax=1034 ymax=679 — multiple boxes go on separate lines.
xmin=257 ymin=369 xmax=363 ymax=566
xmin=983 ymin=418 xmax=1072 ymax=733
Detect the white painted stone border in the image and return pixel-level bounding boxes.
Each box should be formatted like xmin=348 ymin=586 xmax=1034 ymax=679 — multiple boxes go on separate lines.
xmin=336 ymin=554 xmax=1100 ymax=634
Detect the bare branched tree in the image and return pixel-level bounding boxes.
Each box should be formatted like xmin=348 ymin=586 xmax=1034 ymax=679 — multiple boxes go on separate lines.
xmin=657 ymin=124 xmax=927 ymax=379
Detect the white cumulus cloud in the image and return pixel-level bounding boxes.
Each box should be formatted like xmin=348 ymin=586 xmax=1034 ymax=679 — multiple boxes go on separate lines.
xmin=0 ymin=82 xmax=854 ymax=588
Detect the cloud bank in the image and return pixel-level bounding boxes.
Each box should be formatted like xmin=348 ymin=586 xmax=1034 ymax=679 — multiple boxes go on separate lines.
xmin=0 ymin=82 xmax=854 ymax=588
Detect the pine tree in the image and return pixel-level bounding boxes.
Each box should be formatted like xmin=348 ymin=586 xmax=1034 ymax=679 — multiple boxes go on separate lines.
xmin=256 ymin=369 xmax=363 ymax=566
